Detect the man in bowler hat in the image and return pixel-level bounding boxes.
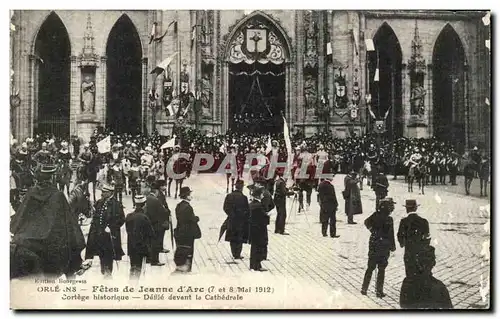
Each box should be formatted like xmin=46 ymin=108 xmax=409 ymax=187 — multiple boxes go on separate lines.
xmin=397 ymin=199 xmax=431 ymax=277
xmin=145 ymin=180 xmax=170 ymax=266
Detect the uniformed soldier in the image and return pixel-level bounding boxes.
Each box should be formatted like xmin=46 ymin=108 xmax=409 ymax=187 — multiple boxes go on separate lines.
xmin=373 ymin=166 xmax=389 ymax=211
xmin=397 ymin=199 xmax=431 ymax=278
xmin=361 ymin=198 xmax=396 ymax=298
xmin=447 ymin=154 xmax=459 ymax=186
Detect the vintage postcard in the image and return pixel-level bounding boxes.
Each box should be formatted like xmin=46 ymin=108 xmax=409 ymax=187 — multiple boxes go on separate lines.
xmin=9 ymin=9 xmax=491 ymax=310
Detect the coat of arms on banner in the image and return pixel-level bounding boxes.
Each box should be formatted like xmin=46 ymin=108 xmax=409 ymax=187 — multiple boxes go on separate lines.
xmin=374 ymin=120 xmax=386 ymax=134
xmin=245 ymin=29 xmax=268 ymax=53
xmin=334 ymin=73 xmax=348 ymax=109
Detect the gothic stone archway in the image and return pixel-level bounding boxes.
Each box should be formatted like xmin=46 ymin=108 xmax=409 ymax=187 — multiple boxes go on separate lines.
xmin=223 ymin=13 xmax=292 ymax=135
xmin=34 ymin=12 xmax=71 ymax=138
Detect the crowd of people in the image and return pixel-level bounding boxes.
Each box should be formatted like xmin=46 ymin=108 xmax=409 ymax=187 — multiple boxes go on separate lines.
xmin=10 ymin=126 xmax=488 ymax=309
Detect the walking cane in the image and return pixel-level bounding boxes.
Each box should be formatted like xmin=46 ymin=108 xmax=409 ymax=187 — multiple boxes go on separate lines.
xmin=109 ymin=231 xmax=120 ymax=272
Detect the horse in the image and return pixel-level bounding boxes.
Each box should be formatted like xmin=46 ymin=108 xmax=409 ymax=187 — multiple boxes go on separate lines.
xmin=55 ymin=160 xmax=72 ymax=196
xmin=407 ymin=163 xmax=428 ymax=194
xmin=167 ymin=156 xmax=190 ymax=198
xmin=358 ymin=161 xmax=371 ymax=191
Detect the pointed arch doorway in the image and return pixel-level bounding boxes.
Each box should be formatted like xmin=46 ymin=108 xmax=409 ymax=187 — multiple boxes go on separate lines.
xmin=432 ymin=24 xmax=466 ymax=153
xmin=34 ymin=12 xmax=71 ymax=138
xmin=225 ymin=13 xmax=291 ymax=135
xmin=106 ymin=15 xmax=143 ymax=135
xmin=368 ymin=23 xmax=403 ymax=139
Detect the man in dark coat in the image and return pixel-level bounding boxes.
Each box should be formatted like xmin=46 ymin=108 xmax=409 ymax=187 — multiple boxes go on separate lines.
xmin=145 ymin=181 xmax=171 ymax=266
xmin=317 ymin=177 xmax=339 ymax=238
xmin=397 ymin=199 xmax=431 ymax=278
xmin=125 ymin=195 xmax=155 ymax=280
xmin=174 ymin=186 xmax=200 ymax=272
xmin=400 ymin=245 xmax=453 ymax=309
xmin=223 ymin=180 xmax=250 ymax=259
xmin=273 ymin=172 xmax=294 ymax=235
xmin=344 ymin=170 xmax=362 ymax=224
xmin=249 ymin=187 xmax=274 ymax=271
xmin=373 ymin=166 xmax=389 ymax=210
xmin=10 ymin=164 xmax=86 ymax=279
xmin=85 ymin=184 xmax=125 ymax=278
xmin=361 ymin=198 xmax=396 ymax=298
xmin=157 ymin=180 xmax=172 ymax=253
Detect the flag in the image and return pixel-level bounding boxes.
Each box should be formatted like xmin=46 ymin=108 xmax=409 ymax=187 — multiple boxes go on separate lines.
xmin=485 ymin=98 xmax=490 ymax=106
xmin=150 ymin=52 xmax=178 ymax=76
xmin=482 ymin=12 xmax=491 ymax=26
xmin=326 ymin=42 xmax=332 ymax=55
xmin=154 ymin=20 xmax=177 ymax=43
xmin=166 ymin=102 xmax=177 ymax=116
xmin=160 ymin=135 xmax=176 ymax=149
xmin=352 ymin=28 xmax=359 ymax=55
xmin=485 ymin=39 xmax=490 ymax=50
xmin=265 ymin=136 xmax=272 ymax=155
xmin=149 ymin=22 xmax=157 ymax=44
xmin=283 ymin=115 xmax=293 ymax=168
xmin=368 ymin=106 xmax=376 ymax=119
xmin=10 ymin=23 xmax=15 ymax=32
xmin=374 ymin=68 xmax=379 ymax=82
xmin=384 ymin=106 xmax=392 ymax=119
xmin=365 ymin=39 xmax=375 ymax=52
xmin=97 ymin=136 xmax=111 ymax=154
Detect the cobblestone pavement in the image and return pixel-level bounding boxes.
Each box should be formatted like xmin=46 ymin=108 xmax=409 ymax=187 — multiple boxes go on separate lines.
xmin=79 ymin=172 xmax=491 ymax=309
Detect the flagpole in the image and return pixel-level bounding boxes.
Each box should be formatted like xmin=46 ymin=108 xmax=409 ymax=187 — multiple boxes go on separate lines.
xmin=376 ymin=50 xmax=380 ymax=118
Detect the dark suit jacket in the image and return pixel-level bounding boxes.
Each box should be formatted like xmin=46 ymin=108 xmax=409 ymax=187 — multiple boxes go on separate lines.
xmin=175 ymin=200 xmax=200 ymax=242
xmin=249 ymin=199 xmax=269 ymax=246
xmin=145 ymin=193 xmax=170 ymax=228
xmin=317 ymin=180 xmax=338 ymax=212
xmin=125 ymin=208 xmax=155 ymax=256
xmin=223 ymin=190 xmax=250 ymax=243
xmin=365 ymin=212 xmax=396 ymax=254
xmin=397 ymin=213 xmax=431 ymax=253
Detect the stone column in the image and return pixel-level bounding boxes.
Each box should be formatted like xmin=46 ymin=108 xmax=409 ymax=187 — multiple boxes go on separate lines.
xmin=142 ymin=57 xmax=150 ymax=134
xmin=296 ymin=11 xmax=304 ymax=123
xmin=99 ymin=56 xmax=107 ymax=124
xmin=70 ymin=56 xmax=80 ymax=137
xmin=426 ymin=64 xmax=433 ymax=136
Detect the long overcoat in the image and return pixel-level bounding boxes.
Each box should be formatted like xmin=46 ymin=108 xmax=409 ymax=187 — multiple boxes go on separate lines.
xmin=223 ymin=190 xmax=250 ymax=243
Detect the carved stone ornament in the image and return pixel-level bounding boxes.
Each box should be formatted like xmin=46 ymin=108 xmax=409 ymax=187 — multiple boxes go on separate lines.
xmin=303 ymin=11 xmax=318 ymax=69
xmin=79 ymin=13 xmax=99 ymax=67
xmin=227 ymin=18 xmax=286 ymax=65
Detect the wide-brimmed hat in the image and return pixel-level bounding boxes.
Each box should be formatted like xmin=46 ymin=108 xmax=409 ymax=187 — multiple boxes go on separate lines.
xmin=403 ymin=199 xmax=419 ymax=209
xmin=134 ymin=195 xmax=146 ymax=204
xmin=101 ymin=184 xmax=114 ymax=192
xmin=179 ymin=186 xmax=192 ymax=198
xmin=39 ymin=164 xmax=57 ymax=174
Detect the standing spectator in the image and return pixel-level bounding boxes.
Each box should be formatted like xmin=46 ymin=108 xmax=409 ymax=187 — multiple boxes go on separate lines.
xmin=343 ymin=169 xmax=363 ymax=224
xmin=273 ymin=172 xmax=294 ymax=235
xmin=373 ymin=165 xmax=389 ymax=210
xmin=317 ymin=177 xmax=339 ymax=238
xmin=223 ymin=180 xmax=250 ymax=259
xmin=400 ymin=245 xmax=453 ymax=309
xmin=145 ymin=181 xmax=171 ymax=266
xmin=125 ymin=195 xmax=155 ymax=280
xmin=361 ymin=198 xmax=397 ymax=298
xmin=174 ymin=186 xmax=201 ymax=272
xmin=397 ymin=199 xmax=431 ymax=278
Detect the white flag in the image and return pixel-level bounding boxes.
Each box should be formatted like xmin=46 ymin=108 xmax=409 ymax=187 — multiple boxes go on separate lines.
xmin=97 ymin=136 xmax=111 ymax=154
xmin=265 ymin=136 xmax=272 ymax=155
xmin=374 ymin=68 xmax=379 ymax=82
xmin=365 ymin=39 xmax=375 ymax=52
xmin=352 ymin=28 xmax=359 ymax=55
xmin=368 ymin=106 xmax=376 ymax=119
xmin=482 ymin=12 xmax=491 ymax=26
xmin=326 ymin=42 xmax=332 ymax=55
xmin=150 ymin=52 xmax=179 ymax=76
xmin=485 ymin=98 xmax=490 ymax=106
xmin=485 ymin=39 xmax=490 ymax=50
xmin=160 ymin=135 xmax=176 ymax=149
xmin=219 ymin=142 xmax=227 ymax=154
xmin=283 ymin=115 xmax=293 ymax=173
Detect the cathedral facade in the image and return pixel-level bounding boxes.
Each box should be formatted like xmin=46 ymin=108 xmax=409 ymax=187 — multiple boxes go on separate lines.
xmin=10 ymin=10 xmax=491 ymax=152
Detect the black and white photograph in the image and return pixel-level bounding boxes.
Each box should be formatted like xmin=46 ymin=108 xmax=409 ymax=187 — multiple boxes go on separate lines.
xmin=8 ymin=8 xmax=491 ymax=310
